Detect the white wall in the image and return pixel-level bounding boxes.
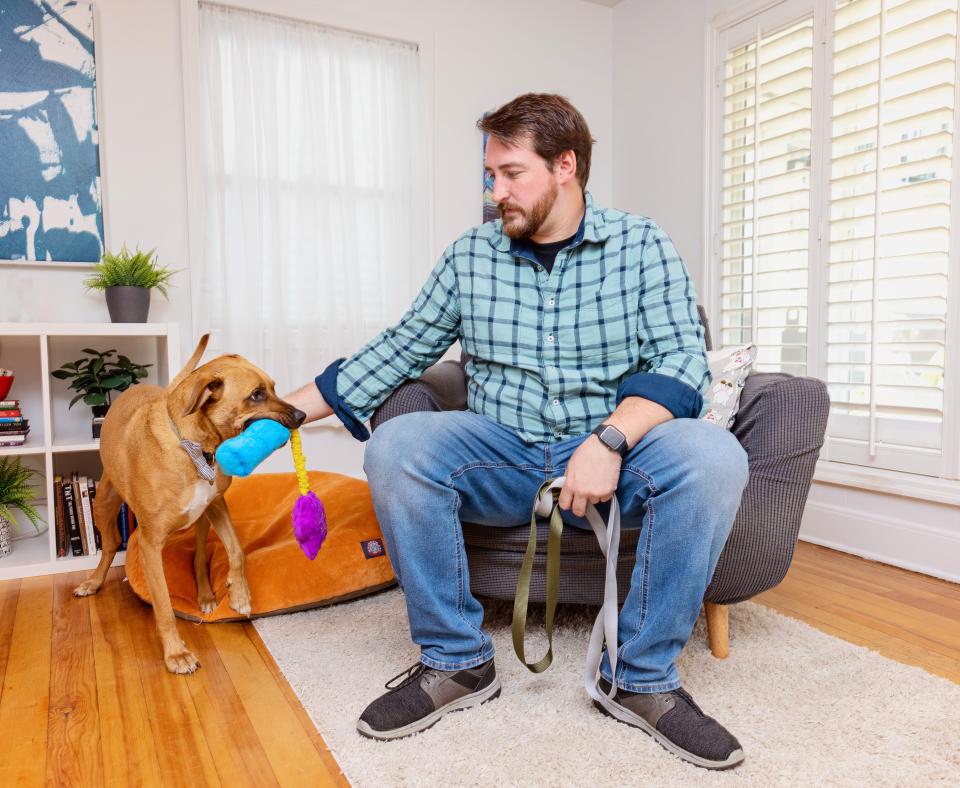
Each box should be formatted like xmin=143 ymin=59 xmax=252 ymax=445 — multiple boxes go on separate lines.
xmin=6 ymin=0 xmax=615 ymax=478
xmin=612 ymin=0 xmax=960 ymax=582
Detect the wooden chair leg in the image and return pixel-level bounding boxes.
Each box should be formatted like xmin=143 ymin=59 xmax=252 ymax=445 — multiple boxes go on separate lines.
xmin=704 ymin=602 xmax=729 ymax=659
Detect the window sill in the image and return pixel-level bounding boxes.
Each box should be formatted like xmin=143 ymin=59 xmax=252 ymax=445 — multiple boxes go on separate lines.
xmin=813 ymin=460 xmax=960 ymax=507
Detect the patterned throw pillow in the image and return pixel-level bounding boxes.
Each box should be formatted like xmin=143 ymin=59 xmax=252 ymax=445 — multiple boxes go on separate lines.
xmin=702 ymin=344 xmax=758 ymax=429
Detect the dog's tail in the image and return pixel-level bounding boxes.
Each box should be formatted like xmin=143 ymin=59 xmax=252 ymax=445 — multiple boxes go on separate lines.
xmin=168 ymin=334 xmax=210 ymax=390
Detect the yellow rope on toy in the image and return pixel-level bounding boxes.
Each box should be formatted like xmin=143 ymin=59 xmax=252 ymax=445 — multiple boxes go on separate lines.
xmin=290 ymin=428 xmax=310 ymax=496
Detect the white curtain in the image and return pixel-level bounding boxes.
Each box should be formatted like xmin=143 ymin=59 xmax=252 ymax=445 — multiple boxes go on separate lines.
xmin=196 ymin=4 xmax=429 ymax=392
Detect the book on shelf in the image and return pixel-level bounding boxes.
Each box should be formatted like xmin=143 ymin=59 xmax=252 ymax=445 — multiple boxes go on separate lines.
xmin=61 ymin=478 xmax=84 ymax=557
xmin=0 ymin=409 xmax=22 ymax=418
xmin=72 ymin=474 xmax=89 ymax=556
xmin=77 ymin=474 xmax=98 ymax=555
xmin=0 ymin=434 xmax=28 ymax=447
xmin=0 ymin=400 xmax=19 ymax=409
xmin=0 ymin=420 xmax=28 ymax=432
xmin=54 ymin=476 xmax=67 ymax=558
xmin=0 ymin=416 xmax=26 ymax=424
xmin=117 ymin=502 xmax=138 ymax=551
xmin=88 ymin=478 xmax=101 ymax=551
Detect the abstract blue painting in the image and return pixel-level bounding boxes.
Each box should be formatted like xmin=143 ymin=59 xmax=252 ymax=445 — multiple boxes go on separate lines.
xmin=0 ymin=0 xmax=103 ymax=263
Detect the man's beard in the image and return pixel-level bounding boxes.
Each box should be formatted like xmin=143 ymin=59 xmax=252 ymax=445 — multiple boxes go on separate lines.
xmin=499 ymin=181 xmax=558 ymax=240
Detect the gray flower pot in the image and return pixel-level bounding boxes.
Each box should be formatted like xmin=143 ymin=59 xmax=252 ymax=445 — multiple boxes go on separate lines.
xmin=105 ymin=286 xmax=151 ymax=323
xmin=0 ymin=516 xmax=12 ymax=557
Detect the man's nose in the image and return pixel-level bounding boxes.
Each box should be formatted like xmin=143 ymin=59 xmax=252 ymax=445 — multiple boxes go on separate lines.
xmin=492 ymin=177 xmax=509 ymax=204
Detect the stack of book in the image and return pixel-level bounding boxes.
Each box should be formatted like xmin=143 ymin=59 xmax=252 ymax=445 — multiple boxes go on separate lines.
xmin=0 ymin=399 xmax=30 ymax=448
xmin=53 ymin=472 xmax=139 ymax=558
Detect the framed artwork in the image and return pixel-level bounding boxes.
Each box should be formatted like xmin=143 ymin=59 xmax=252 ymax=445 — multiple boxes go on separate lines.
xmin=481 ymin=119 xmax=498 ymax=224
xmin=0 ymin=0 xmax=105 ymax=263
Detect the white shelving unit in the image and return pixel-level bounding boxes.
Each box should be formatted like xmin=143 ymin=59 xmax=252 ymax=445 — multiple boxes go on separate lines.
xmin=0 ymin=323 xmax=181 ymax=580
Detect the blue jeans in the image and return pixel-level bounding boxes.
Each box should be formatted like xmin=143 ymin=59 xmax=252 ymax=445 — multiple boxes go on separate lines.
xmin=363 ymin=410 xmax=748 ymax=693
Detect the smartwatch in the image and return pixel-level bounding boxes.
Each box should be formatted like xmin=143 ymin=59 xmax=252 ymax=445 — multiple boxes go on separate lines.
xmin=591 ymin=423 xmax=628 ymax=457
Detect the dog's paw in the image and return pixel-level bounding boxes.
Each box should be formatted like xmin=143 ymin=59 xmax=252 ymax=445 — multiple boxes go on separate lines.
xmin=198 ymin=592 xmax=217 ymax=615
xmin=165 ymin=648 xmax=200 ymax=674
xmin=228 ymin=583 xmax=252 ymax=617
xmin=73 ymin=579 xmax=101 ymax=597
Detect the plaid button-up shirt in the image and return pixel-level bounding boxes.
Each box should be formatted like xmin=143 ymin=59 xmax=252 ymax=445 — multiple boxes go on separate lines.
xmin=318 ymin=193 xmax=709 ymax=444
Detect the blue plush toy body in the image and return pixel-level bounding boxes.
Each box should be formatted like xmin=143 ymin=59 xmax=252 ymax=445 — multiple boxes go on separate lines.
xmin=216 ymin=418 xmax=291 ymax=477
xmin=216 ymin=418 xmax=328 ymax=559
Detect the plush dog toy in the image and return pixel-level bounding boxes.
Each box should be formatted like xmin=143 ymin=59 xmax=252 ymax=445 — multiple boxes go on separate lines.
xmin=216 ymin=419 xmax=327 ymax=559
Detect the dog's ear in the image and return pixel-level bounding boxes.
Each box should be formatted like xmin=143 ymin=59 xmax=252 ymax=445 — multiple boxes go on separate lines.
xmin=177 ymin=374 xmax=224 ymax=417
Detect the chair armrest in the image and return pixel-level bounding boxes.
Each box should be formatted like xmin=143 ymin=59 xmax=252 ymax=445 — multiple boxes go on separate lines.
xmin=705 ymin=372 xmax=829 ymax=604
xmin=370 ymin=359 xmax=468 ymax=431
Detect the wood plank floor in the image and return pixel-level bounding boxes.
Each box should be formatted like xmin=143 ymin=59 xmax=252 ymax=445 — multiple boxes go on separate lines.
xmin=0 ymin=542 xmax=956 ymax=786
xmin=756 ymin=541 xmax=960 ymax=684
xmin=0 ymin=567 xmax=347 ymax=788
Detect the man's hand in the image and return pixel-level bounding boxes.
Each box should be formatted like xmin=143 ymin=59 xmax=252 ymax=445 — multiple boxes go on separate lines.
xmin=557 ymin=436 xmax=622 ymax=517
xmin=282 ymin=382 xmax=333 ymax=424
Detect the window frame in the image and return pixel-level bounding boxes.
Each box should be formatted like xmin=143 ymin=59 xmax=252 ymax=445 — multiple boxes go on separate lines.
xmin=706 ymin=0 xmax=960 ymax=486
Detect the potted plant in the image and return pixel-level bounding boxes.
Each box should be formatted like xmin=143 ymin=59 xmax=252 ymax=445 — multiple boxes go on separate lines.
xmin=83 ymin=244 xmax=177 ymax=323
xmin=0 ymin=457 xmax=43 ymax=557
xmin=51 ymin=349 xmax=152 ymax=435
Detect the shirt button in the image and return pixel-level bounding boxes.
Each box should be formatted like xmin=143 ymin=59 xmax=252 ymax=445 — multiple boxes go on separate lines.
xmin=548 ymin=298 xmax=555 ymax=306
xmin=553 ymin=398 xmax=560 ymax=405
xmin=547 ymin=334 xmax=554 ymax=342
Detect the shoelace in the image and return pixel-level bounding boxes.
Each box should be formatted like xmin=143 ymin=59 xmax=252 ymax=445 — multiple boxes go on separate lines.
xmin=384 ymin=662 xmax=428 ymax=691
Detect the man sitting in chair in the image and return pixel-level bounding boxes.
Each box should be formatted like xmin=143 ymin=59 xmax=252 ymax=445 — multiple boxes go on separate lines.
xmin=286 ymin=93 xmax=748 ymax=771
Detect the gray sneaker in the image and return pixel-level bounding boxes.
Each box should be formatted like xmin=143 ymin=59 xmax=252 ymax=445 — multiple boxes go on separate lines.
xmin=594 ymin=677 xmax=745 ymax=770
xmin=357 ymin=659 xmax=501 ymax=740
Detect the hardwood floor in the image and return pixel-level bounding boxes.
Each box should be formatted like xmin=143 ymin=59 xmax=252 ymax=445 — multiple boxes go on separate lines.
xmin=756 ymin=541 xmax=960 ymax=684
xmin=0 ymin=567 xmax=347 ymax=788
xmin=0 ymin=543 xmax=956 ymax=786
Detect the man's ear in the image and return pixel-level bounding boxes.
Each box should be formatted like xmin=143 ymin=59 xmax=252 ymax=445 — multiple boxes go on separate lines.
xmin=179 ymin=374 xmax=224 ymax=417
xmin=554 ymin=150 xmax=577 ymax=184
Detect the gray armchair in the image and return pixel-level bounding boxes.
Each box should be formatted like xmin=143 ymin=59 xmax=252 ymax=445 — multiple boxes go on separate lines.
xmin=370 ymin=308 xmax=829 ymax=657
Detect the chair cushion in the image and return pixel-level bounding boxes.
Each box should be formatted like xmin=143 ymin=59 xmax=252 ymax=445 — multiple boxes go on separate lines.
xmin=125 ymin=470 xmax=396 ymax=621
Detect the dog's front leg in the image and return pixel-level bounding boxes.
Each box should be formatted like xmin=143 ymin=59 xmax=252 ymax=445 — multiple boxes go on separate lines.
xmin=194 ymin=515 xmax=217 ymax=614
xmin=140 ymin=528 xmax=200 ymax=674
xmin=205 ymin=496 xmax=251 ymax=617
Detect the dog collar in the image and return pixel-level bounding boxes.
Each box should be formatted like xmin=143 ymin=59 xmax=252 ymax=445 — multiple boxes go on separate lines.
xmin=167 ymin=415 xmax=217 ymax=483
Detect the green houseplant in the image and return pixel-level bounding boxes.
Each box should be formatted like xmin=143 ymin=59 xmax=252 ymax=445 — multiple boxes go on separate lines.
xmin=0 ymin=457 xmax=43 ymax=557
xmin=83 ymin=245 xmax=178 ymax=322
xmin=52 ymin=349 xmax=152 ymax=431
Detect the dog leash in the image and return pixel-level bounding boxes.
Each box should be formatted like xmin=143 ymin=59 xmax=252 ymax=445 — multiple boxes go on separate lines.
xmin=511 ymin=477 xmax=621 ymax=702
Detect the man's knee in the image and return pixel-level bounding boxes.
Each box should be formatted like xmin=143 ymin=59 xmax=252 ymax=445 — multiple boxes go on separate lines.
xmin=657 ymin=418 xmax=749 ymax=491
xmin=363 ymin=412 xmax=432 ymax=480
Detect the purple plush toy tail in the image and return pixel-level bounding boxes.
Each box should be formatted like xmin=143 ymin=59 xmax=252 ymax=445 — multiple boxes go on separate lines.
xmin=293 ymin=491 xmax=327 ymax=560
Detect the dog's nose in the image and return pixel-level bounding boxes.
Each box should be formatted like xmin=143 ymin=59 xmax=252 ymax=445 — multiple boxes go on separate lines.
xmin=292 ymin=409 xmax=307 ymax=427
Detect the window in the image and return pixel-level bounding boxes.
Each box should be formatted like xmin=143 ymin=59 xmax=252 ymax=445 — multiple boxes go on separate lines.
xmin=195 ymin=3 xmax=428 ymax=392
xmin=714 ymin=0 xmax=958 ymax=479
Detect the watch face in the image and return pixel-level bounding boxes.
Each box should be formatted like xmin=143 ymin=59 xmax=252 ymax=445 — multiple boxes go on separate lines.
xmin=600 ymin=425 xmax=626 ymax=450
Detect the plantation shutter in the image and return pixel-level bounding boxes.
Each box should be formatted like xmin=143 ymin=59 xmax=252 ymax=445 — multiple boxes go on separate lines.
xmin=720 ymin=14 xmax=815 ymax=376
xmin=826 ymin=0 xmax=956 ymax=475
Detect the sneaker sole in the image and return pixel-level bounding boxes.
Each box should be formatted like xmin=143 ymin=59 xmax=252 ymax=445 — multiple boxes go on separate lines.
xmin=593 ymin=694 xmax=745 ymax=771
xmin=356 ymin=675 xmax=502 ymax=741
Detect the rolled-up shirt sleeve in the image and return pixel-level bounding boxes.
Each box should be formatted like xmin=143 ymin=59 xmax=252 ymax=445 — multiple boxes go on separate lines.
xmin=616 ymin=225 xmax=710 ymax=419
xmin=314 ymin=251 xmax=461 ymax=439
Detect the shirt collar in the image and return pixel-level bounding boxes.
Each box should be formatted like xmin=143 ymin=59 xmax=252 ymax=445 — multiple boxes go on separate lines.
xmin=488 ymin=191 xmax=610 ymax=253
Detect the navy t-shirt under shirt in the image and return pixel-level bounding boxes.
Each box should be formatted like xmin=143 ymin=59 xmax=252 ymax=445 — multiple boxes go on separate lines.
xmin=525 ymin=231 xmax=579 ymax=274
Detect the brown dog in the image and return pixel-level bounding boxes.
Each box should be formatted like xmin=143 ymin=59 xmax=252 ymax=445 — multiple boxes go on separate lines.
xmin=73 ymin=335 xmax=305 ymax=673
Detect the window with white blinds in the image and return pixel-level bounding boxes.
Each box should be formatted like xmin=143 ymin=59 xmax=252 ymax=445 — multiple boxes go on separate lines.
xmin=716 ymin=0 xmax=958 ymax=479
xmin=721 ymin=16 xmax=814 ymax=375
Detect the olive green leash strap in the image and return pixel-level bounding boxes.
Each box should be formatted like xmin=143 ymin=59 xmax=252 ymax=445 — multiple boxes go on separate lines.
xmin=511 ymin=477 xmax=621 ymax=705
xmin=511 ymin=479 xmax=564 ymax=673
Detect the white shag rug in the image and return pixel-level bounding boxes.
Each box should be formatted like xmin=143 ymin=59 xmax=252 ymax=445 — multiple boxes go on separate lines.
xmin=254 ymin=589 xmax=960 ymax=787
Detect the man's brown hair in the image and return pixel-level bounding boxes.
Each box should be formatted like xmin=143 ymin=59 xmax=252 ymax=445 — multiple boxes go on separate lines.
xmin=477 ymin=93 xmax=594 ymax=189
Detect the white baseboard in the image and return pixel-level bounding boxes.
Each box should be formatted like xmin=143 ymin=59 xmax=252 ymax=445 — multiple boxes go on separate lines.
xmin=799 ymin=500 xmax=960 ymax=584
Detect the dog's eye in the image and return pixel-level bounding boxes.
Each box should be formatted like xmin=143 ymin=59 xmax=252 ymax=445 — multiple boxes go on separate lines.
xmin=249 ymin=389 xmax=266 ymax=403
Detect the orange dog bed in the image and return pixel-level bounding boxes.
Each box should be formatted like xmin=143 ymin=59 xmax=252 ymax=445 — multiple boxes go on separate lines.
xmin=125 ymin=471 xmax=396 ymax=621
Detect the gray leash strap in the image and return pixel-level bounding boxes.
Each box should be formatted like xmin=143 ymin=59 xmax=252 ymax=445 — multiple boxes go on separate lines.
xmin=522 ymin=477 xmax=621 ymax=701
